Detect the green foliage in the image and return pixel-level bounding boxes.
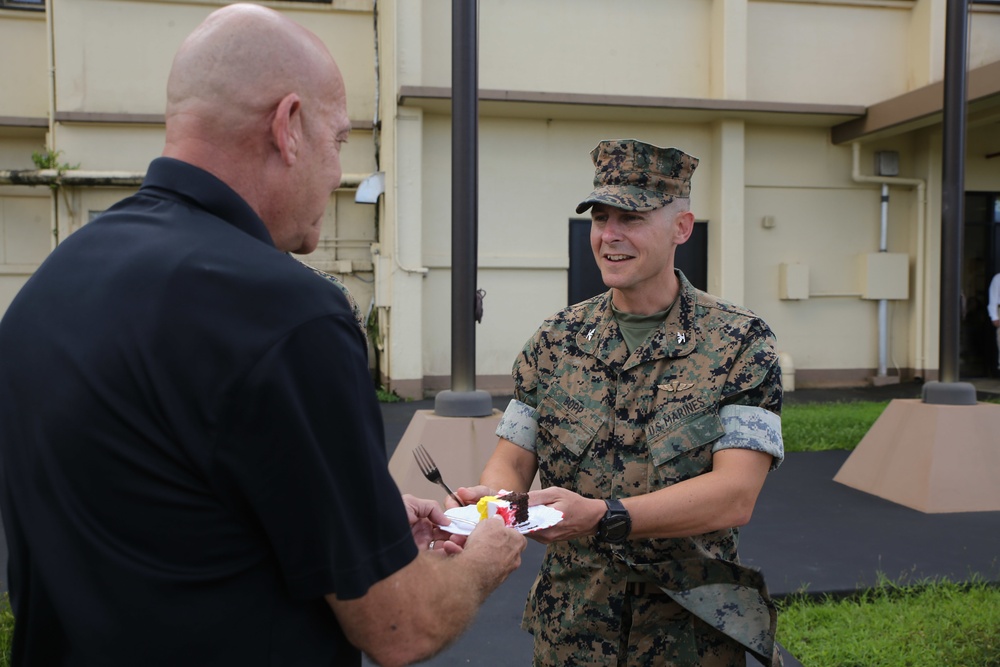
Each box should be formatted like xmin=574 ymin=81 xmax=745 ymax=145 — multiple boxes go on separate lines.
xmin=30 ymin=148 xmax=78 ymax=172
xmin=781 ymin=400 xmax=891 ymax=452
xmin=376 ymin=387 xmax=403 ymax=403
xmin=778 ymin=578 xmax=1000 ymax=666
xmin=0 ymin=593 xmax=12 ymax=667
xmin=30 ymin=148 xmax=80 ymax=193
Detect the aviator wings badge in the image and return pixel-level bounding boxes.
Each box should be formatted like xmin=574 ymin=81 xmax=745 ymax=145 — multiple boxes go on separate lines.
xmin=658 ymin=380 xmax=695 ymax=392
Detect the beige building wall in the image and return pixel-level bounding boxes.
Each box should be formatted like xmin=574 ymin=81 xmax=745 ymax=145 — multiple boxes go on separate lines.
xmin=1 ymin=0 xmax=382 ymax=344
xmin=747 ymin=2 xmax=912 ymax=105
xmin=0 ymin=10 xmax=48 ymax=119
xmin=0 ymin=8 xmax=49 ymax=314
xmin=413 ymin=0 xmax=713 ymax=97
xmin=386 ymin=0 xmax=1000 ymax=396
xmin=3 ymin=0 xmax=1000 ymax=398
xmin=745 ymin=128 xmax=918 ymax=380
xmin=0 ymin=184 xmax=49 ymax=315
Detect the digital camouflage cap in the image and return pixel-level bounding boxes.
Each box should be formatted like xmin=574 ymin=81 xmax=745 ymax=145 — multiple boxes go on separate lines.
xmin=575 ymin=139 xmax=699 ymax=214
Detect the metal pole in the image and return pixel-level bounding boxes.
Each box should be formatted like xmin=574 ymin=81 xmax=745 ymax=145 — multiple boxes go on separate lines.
xmin=450 ymin=0 xmax=477 ymax=394
xmin=435 ymin=0 xmax=491 ymax=417
xmin=938 ymin=0 xmax=968 ymax=383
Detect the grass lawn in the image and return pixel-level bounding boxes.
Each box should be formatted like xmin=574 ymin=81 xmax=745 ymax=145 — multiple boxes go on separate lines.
xmin=777 ymin=397 xmax=1000 ymax=666
xmin=778 ymin=578 xmax=1000 ymax=666
xmin=781 ymin=400 xmax=891 ymax=452
xmin=781 ymin=394 xmax=1000 ymax=453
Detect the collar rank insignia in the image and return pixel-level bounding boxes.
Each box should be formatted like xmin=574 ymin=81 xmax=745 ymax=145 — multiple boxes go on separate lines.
xmin=658 ymin=381 xmax=694 ymax=392
xmin=586 ymin=328 xmax=596 ymax=341
xmin=675 ymin=331 xmax=687 ymax=344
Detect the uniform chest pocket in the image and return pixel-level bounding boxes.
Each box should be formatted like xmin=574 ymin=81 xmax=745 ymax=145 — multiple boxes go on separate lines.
xmin=536 ymin=384 xmax=604 ymax=458
xmin=646 ymin=410 xmax=726 ymax=482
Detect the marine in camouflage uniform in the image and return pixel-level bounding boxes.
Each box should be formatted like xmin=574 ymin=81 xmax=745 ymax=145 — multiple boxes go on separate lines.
xmin=303 ymin=262 xmax=367 ymax=334
xmin=485 ymin=140 xmax=784 ymax=667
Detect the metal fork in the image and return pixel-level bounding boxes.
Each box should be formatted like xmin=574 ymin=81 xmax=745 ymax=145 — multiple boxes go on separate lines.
xmin=413 ymin=444 xmax=465 ymax=506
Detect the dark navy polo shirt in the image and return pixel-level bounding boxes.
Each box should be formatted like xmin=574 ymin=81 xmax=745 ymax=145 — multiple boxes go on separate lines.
xmin=0 ymin=158 xmax=416 ymax=666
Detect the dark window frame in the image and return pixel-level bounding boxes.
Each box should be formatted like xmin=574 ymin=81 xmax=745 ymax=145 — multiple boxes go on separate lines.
xmin=0 ymin=0 xmax=45 ymax=10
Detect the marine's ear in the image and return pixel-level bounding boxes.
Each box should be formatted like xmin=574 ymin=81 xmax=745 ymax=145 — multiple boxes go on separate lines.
xmin=672 ymin=209 xmax=696 ymax=245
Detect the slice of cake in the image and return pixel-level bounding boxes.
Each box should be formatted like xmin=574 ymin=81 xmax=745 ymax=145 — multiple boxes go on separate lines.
xmin=499 ymin=491 xmax=529 ymax=525
xmin=476 ymin=490 xmax=530 ymax=527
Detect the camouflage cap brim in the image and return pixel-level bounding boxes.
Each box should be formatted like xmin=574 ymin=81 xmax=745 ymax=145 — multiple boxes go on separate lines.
xmin=575 ymin=185 xmax=676 ymax=214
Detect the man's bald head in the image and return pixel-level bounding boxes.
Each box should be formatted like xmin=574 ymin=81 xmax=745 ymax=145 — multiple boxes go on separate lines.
xmin=166 ymin=4 xmax=336 ymax=136
xmin=161 ymin=3 xmax=351 ymax=254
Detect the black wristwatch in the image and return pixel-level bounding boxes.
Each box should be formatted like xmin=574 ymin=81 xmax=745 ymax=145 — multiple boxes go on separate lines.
xmin=596 ymin=498 xmax=631 ymax=544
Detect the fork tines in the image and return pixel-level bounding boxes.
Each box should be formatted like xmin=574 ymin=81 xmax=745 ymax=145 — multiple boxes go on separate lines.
xmin=413 ymin=444 xmax=437 ymax=478
xmin=412 ymin=444 xmax=464 ymax=506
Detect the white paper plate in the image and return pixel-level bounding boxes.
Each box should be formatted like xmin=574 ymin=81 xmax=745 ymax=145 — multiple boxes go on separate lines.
xmin=441 ymin=504 xmax=563 ymax=536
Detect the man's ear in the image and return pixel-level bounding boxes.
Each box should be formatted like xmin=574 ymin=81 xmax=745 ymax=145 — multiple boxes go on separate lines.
xmin=673 ymin=209 xmax=696 ymax=244
xmin=271 ymin=93 xmax=302 ymax=166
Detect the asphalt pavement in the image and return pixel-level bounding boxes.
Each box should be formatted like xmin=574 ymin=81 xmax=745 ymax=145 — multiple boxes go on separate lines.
xmin=2 ymin=380 xmax=998 ymax=666
xmin=376 ymin=379 xmax=1000 ymax=666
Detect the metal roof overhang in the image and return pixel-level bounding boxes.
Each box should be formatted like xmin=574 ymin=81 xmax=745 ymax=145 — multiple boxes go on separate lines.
xmin=832 ymin=59 xmax=1000 ymax=145
xmin=398 ymin=86 xmax=865 ymax=127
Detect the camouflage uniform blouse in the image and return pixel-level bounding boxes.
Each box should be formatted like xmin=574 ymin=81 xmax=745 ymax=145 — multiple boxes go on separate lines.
xmin=303 ymin=264 xmax=366 ymax=335
xmin=498 ymin=271 xmax=783 ymax=666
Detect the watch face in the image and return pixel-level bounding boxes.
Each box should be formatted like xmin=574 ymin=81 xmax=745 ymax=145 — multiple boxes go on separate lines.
xmin=602 ymin=515 xmax=630 ymax=541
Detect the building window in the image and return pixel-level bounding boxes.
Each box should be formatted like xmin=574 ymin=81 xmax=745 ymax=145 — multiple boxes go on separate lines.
xmin=0 ymin=0 xmax=44 ymax=10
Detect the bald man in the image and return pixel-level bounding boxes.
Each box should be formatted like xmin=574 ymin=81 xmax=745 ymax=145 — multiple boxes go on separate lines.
xmin=0 ymin=5 xmax=524 ymax=667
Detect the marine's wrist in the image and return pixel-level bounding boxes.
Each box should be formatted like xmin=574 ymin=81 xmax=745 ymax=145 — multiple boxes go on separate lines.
xmin=595 ymin=498 xmax=632 ymax=543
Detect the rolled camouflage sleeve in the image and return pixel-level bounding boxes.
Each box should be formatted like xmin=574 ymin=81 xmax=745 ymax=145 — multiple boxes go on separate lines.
xmin=712 ymin=405 xmax=784 ymax=470
xmin=495 ymin=399 xmax=539 ymax=452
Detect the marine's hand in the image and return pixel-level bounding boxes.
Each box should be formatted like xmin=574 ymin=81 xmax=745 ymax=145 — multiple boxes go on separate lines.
xmin=402 ymin=493 xmax=466 ymax=555
xmin=526 ymin=486 xmax=607 ymax=544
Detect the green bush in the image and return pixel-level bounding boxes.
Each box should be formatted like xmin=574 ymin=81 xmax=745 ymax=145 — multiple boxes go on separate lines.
xmin=376 ymin=387 xmax=403 ymax=403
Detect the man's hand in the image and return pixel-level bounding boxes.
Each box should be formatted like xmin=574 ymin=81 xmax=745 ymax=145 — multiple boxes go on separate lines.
xmin=460 ymin=515 xmax=527 ymax=584
xmin=332 ymin=498 xmax=526 ymax=666
xmin=402 ymin=493 xmax=466 ymax=555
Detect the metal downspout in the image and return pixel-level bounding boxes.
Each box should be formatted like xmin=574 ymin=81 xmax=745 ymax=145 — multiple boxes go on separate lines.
xmin=851 ymin=142 xmax=927 ymax=379
xmin=878 ymin=184 xmax=889 ymax=377
xmin=45 ymin=0 xmax=57 ymax=248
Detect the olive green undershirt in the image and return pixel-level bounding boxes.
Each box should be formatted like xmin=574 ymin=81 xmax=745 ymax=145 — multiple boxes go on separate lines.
xmin=611 ymin=302 xmax=673 ymax=352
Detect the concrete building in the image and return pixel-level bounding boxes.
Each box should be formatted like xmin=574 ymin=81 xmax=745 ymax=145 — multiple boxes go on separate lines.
xmin=2 ymin=0 xmax=1000 ymax=399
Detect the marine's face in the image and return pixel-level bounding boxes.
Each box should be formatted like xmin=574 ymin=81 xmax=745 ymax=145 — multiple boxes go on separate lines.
xmin=589 ymin=202 xmax=681 ymax=310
